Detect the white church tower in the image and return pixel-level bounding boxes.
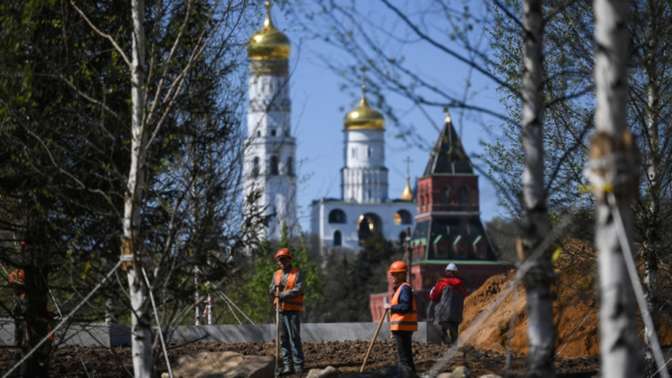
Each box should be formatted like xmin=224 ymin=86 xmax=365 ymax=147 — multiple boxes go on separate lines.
xmin=310 ymin=86 xmax=414 ymax=254
xmin=341 ymin=88 xmax=389 ymax=203
xmin=244 ymin=1 xmax=297 ymax=240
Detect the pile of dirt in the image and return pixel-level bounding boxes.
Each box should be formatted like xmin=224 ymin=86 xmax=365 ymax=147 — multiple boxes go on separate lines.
xmin=460 ymin=239 xmax=672 ymax=359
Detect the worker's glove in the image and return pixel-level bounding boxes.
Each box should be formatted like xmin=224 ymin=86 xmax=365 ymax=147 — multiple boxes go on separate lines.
xmin=278 ymin=292 xmax=288 ymax=301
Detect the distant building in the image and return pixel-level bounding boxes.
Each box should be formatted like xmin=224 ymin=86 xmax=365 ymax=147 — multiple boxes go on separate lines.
xmin=411 ymin=111 xmax=496 ymax=260
xmin=243 ymin=2 xmax=297 ymax=240
xmin=310 ymin=89 xmax=415 ymax=253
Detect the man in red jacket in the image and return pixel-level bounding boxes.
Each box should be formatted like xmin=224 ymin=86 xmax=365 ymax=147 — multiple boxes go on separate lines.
xmin=427 ymin=263 xmax=466 ymax=345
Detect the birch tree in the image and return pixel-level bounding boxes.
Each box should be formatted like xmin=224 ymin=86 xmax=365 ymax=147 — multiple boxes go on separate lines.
xmin=0 ymin=0 xmax=261 ymax=375
xmin=121 ymin=0 xmax=153 ymax=375
xmin=587 ymin=0 xmax=643 ymax=376
xmin=518 ymin=1 xmax=555 ymax=376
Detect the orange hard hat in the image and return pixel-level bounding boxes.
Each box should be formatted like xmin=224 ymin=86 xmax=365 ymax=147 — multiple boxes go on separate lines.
xmin=274 ymin=248 xmax=292 ymax=260
xmin=388 ymin=260 xmax=408 ymax=273
xmin=8 ymin=269 xmax=25 ymax=286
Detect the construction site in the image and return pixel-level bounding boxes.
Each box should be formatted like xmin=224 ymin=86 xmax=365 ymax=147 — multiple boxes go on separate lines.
xmin=2 ymin=239 xmax=671 ymax=376
xmin=2 ymin=0 xmax=672 ymax=377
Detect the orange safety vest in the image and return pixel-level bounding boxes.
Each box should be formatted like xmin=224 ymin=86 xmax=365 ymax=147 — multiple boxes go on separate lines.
xmin=273 ymin=268 xmax=304 ymax=312
xmin=389 ymin=282 xmax=417 ymax=332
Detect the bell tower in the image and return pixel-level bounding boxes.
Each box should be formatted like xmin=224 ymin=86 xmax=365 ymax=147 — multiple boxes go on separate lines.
xmin=341 ymin=86 xmax=388 ymax=203
xmin=244 ymin=1 xmax=297 ymax=239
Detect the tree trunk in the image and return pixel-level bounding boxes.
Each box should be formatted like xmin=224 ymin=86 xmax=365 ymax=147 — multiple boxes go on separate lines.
xmin=23 ymin=263 xmax=51 ymax=378
xmin=520 ymin=1 xmax=555 ymax=377
xmin=124 ymin=0 xmax=153 ymax=376
xmin=643 ymin=71 xmax=660 ymax=349
xmin=642 ymin=2 xmax=662 ymax=342
xmin=591 ymin=0 xmax=643 ymax=376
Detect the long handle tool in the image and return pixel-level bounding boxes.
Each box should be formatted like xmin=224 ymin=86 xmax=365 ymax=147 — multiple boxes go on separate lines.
xmin=360 ymin=308 xmax=390 ymax=373
xmin=274 ymin=286 xmax=281 ymax=377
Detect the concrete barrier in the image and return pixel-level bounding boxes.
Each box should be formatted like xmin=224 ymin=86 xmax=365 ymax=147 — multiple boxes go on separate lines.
xmin=0 ymin=319 xmax=442 ymax=347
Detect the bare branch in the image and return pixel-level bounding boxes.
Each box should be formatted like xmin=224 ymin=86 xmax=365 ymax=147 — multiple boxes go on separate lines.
xmin=70 ymin=1 xmax=131 ymax=68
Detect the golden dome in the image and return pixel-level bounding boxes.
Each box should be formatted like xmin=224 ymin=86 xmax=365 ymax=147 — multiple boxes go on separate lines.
xmin=344 ymin=95 xmax=385 ymax=130
xmin=248 ymin=1 xmax=290 ymax=61
xmin=400 ymin=178 xmax=413 ymax=201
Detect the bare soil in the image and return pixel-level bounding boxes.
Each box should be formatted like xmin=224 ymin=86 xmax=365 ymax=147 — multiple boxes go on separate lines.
xmin=0 ymin=340 xmax=598 ymax=377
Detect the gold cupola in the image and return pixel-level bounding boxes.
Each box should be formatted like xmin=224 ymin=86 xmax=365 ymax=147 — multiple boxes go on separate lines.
xmin=344 ymin=87 xmax=385 ymax=130
xmin=400 ymin=178 xmax=413 ymax=201
xmin=248 ymin=1 xmax=290 ymax=61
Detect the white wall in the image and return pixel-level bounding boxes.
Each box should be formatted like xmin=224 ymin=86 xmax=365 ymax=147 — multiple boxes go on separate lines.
xmin=244 ymin=73 xmax=298 ymax=239
xmin=311 ymin=200 xmax=416 ymax=253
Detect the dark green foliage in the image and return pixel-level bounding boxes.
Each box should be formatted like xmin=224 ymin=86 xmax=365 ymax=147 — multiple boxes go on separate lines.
xmin=0 ymin=0 xmax=260 ymax=374
xmin=314 ymin=235 xmax=403 ymax=322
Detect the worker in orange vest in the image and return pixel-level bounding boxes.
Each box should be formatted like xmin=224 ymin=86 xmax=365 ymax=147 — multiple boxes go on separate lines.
xmin=268 ymin=248 xmax=305 ymax=375
xmin=384 ymin=260 xmax=417 ymax=377
xmin=8 ymin=269 xmax=28 ymax=349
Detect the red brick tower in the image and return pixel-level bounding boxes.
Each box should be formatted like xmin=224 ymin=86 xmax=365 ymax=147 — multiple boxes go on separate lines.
xmin=412 ymin=112 xmax=495 ymax=262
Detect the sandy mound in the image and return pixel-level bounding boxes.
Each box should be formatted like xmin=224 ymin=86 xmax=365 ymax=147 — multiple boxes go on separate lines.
xmin=460 ymin=239 xmax=672 ymax=359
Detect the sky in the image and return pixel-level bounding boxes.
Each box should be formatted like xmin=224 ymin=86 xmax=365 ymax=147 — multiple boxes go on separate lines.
xmin=257 ymin=1 xmax=512 ymax=231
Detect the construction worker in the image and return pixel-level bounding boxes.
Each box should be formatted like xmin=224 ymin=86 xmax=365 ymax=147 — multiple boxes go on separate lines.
xmin=8 ymin=269 xmax=28 ymax=349
xmin=269 ymin=248 xmax=305 ymax=375
xmin=384 ymin=260 xmax=417 ymax=377
xmin=427 ymin=263 xmax=466 ymax=345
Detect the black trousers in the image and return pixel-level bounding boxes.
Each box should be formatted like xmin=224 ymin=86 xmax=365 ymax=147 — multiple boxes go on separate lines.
xmin=439 ymin=321 xmax=459 ymax=345
xmin=279 ymin=311 xmax=304 ymax=368
xmin=393 ymin=330 xmax=415 ymax=377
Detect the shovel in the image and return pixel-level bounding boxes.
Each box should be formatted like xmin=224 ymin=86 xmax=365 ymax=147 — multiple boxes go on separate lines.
xmin=360 ymin=307 xmax=390 ymax=373
xmin=275 ymin=286 xmax=281 ymax=377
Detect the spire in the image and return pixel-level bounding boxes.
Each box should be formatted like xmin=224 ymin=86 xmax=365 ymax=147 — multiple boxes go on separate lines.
xmin=444 ymin=107 xmax=452 ymax=124
xmin=263 ymin=0 xmax=274 ymax=30
xmin=401 ymin=157 xmax=414 ymax=201
xmin=423 ymin=108 xmax=473 ymax=176
xmin=358 ymin=67 xmax=369 ymax=107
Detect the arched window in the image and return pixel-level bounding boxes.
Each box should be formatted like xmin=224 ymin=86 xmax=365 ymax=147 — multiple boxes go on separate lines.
xmin=333 ymin=231 xmax=342 ymax=247
xmin=328 ymin=209 xmax=346 ymax=224
xmin=394 ymin=210 xmax=413 ymax=225
xmin=286 ymin=157 xmax=294 ymax=176
xmin=270 ymin=156 xmax=279 ymax=175
xmin=270 ymin=128 xmax=276 ymax=137
xmin=459 ymin=186 xmax=469 ymax=205
xmin=358 ymin=213 xmax=382 ymax=243
xmin=252 ymin=157 xmax=260 ymax=178
xmin=256 ymin=130 xmax=261 ymax=137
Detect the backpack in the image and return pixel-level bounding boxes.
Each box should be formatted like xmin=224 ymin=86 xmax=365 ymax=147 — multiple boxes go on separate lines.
xmin=434 ymin=284 xmax=464 ymax=323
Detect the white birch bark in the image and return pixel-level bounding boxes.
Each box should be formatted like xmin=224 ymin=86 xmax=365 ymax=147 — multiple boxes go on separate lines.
xmin=124 ymin=0 xmax=153 ymax=376
xmin=520 ymin=1 xmax=555 ymax=376
xmin=642 ymin=8 xmax=662 ymax=341
xmin=643 ymin=76 xmax=659 ymax=348
xmin=194 ymin=268 xmax=201 ymax=326
xmin=592 ymin=0 xmax=643 ymax=376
